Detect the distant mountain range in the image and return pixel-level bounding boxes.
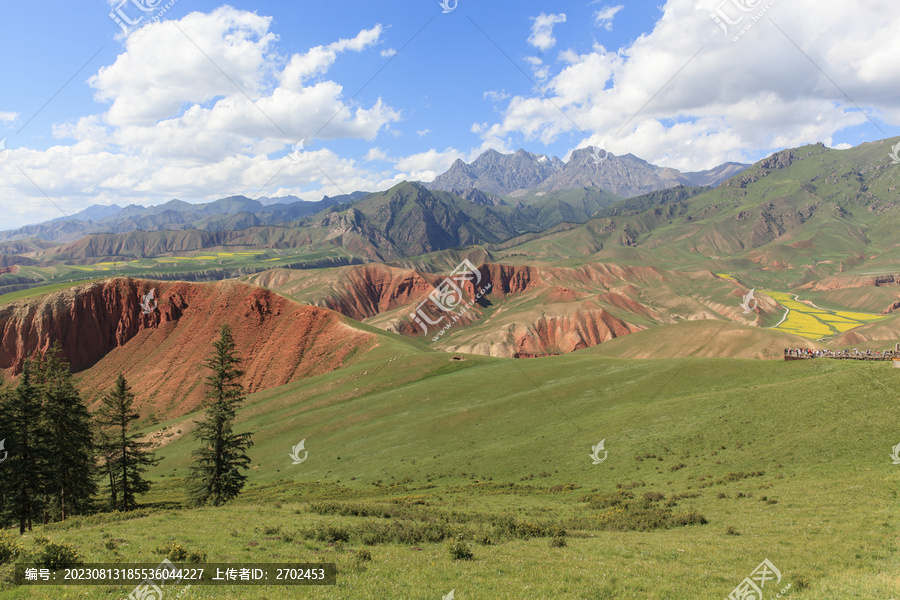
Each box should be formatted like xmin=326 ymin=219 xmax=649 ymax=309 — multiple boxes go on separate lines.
xmin=0 ymin=193 xmax=367 ymax=244
xmin=0 ymin=148 xmax=748 ymax=246
xmin=425 ymin=148 xmax=748 ymax=197
xmin=33 ymin=182 xmax=623 ymax=262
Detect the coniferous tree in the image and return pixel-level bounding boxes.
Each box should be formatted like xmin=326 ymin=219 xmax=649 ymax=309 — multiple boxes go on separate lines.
xmin=94 ymin=428 xmax=119 ymax=511
xmin=0 ymin=359 xmax=47 ymax=533
xmin=0 ymin=376 xmax=6 ymax=528
xmin=95 ymin=374 xmax=158 ymax=511
xmin=0 ymin=376 xmax=12 ymax=529
xmin=187 ymin=324 xmax=253 ymax=506
xmin=32 ymin=345 xmax=97 ymax=521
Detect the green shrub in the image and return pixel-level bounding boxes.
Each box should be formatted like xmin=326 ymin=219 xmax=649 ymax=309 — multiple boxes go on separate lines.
xmin=155 ymin=542 xmax=188 ymax=562
xmin=34 ymin=542 xmax=82 ymax=570
xmin=308 ymin=524 xmax=351 ymax=544
xmin=574 ymin=492 xmax=708 ymax=532
xmin=449 ymin=539 xmax=473 ymax=560
xmin=549 ymin=483 xmax=576 ymax=492
xmin=43 ymin=509 xmax=152 ymax=531
xmin=474 ymin=532 xmax=495 ymax=546
xmin=357 ymin=521 xmax=459 ymax=546
xmin=491 ymin=516 xmax=565 ymax=539
xmin=580 ymin=490 xmax=635 ymax=510
xmin=549 ymin=535 xmax=567 ymax=548
xmin=671 ymin=509 xmax=708 ymax=527
xmin=0 ymin=531 xmax=23 ymax=565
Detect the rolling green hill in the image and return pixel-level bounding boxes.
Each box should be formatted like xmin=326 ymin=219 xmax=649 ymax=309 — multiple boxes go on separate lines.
xmin=494 ymin=138 xmax=900 ymax=290
xmin=1 ymin=348 xmax=897 ymax=598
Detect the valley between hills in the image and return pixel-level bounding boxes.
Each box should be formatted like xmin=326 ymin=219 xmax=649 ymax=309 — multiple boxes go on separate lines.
xmin=1 ymin=140 xmax=899 ymax=599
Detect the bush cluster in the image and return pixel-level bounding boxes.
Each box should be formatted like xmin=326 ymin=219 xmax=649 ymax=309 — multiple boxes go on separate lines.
xmin=0 ymin=531 xmax=23 ymax=565
xmin=490 ymin=516 xmax=566 ymax=539
xmin=33 ymin=542 xmax=83 ymax=570
xmin=155 ymin=541 xmax=206 ymax=563
xmin=574 ymin=488 xmax=708 ymax=531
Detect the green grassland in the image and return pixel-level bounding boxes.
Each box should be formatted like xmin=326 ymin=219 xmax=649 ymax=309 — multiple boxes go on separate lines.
xmin=0 ymin=246 xmax=361 ymax=302
xmin=1 ymin=344 xmax=898 ymax=598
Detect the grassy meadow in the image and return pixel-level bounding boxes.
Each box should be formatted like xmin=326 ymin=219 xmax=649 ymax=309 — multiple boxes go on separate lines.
xmin=1 ymin=338 xmax=898 ymax=599
xmin=0 ymin=246 xmax=360 ymax=302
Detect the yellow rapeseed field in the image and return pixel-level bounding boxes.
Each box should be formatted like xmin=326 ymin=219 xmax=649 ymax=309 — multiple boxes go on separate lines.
xmin=762 ymin=290 xmax=885 ymax=340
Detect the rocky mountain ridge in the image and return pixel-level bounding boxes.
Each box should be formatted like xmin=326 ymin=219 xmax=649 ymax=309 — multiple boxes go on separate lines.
xmin=426 ymin=147 xmax=749 ymax=197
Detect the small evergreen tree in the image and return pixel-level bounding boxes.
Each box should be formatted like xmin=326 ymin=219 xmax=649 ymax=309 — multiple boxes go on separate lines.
xmin=33 ymin=345 xmax=97 ymax=521
xmin=187 ymin=324 xmax=253 ymax=506
xmin=94 ymin=428 xmax=119 ymax=511
xmin=95 ymin=374 xmax=159 ymax=512
xmin=0 ymin=359 xmax=47 ymax=533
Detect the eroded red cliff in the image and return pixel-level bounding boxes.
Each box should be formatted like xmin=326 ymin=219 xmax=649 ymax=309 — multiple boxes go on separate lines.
xmin=0 ymin=278 xmax=375 ymax=417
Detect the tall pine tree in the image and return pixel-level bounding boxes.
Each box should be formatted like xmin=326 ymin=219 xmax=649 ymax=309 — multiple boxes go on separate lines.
xmin=0 ymin=359 xmax=47 ymax=533
xmin=95 ymin=428 xmax=119 ymax=511
xmin=187 ymin=324 xmax=253 ymax=506
xmin=95 ymin=374 xmax=159 ymax=512
xmin=32 ymin=345 xmax=97 ymax=521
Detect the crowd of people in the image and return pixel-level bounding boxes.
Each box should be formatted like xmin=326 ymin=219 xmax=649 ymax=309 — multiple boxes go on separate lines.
xmin=784 ymin=347 xmax=899 ymax=360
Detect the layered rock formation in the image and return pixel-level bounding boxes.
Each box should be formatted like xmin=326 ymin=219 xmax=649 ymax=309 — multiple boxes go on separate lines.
xmin=0 ymin=278 xmax=375 ymax=417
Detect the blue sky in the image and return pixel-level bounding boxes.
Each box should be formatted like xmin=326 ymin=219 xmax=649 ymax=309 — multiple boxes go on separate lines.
xmin=1 ymin=0 xmax=898 ymax=228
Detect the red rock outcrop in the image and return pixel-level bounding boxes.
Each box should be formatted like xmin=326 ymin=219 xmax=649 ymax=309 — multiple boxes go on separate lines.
xmin=316 ymin=264 xmax=437 ymax=321
xmin=251 ymin=261 xmax=716 ymax=359
xmin=476 ymin=264 xmax=541 ymax=298
xmin=0 ymin=278 xmax=375 ymax=417
xmin=882 ymin=298 xmax=900 ymax=314
xmin=511 ymin=308 xmax=642 ymax=358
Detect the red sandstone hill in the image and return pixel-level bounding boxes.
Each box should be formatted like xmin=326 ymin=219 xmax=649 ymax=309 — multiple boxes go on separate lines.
xmin=0 ymin=278 xmax=380 ymax=418
xmin=250 ymin=262 xmax=764 ymax=358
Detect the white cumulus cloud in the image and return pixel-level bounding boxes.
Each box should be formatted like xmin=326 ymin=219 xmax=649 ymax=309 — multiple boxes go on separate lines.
xmin=480 ymin=0 xmax=900 ymax=170
xmin=0 ymin=7 xmax=403 ymax=229
xmin=528 ymin=13 xmax=567 ymax=51
xmin=593 ymin=5 xmax=624 ymax=31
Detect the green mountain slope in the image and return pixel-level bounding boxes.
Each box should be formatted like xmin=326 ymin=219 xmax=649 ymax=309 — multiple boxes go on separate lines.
xmin=495 ymin=138 xmax=900 ymax=290
xmin=11 ymin=350 xmax=898 ymax=599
